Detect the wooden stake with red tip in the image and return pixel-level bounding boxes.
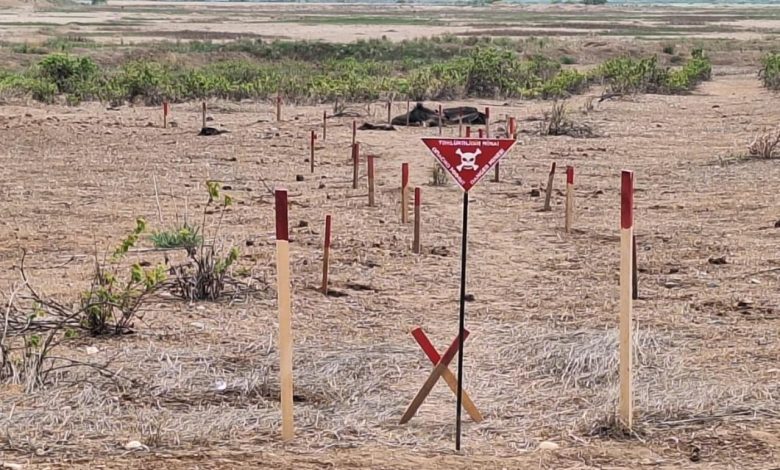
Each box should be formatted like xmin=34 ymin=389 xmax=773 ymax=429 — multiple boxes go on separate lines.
xmin=458 ymin=114 xmax=463 ymax=137
xmin=352 ymin=143 xmax=360 ymax=190
xmin=276 ymin=94 xmax=282 ymax=122
xmin=274 ymin=189 xmax=294 ymax=441
xmin=401 ymin=163 xmax=409 ymax=224
xmin=619 ymin=170 xmax=634 ymax=430
xmin=406 ymin=99 xmax=410 ymax=126
xmin=565 ymin=166 xmax=574 ymax=233
xmin=310 ymin=131 xmax=316 ymax=173
xmin=410 ymin=327 xmax=482 ymax=422
xmin=201 ymin=101 xmax=206 ymax=129
xmin=352 ymin=120 xmax=357 ymax=146
xmin=321 ymin=214 xmax=332 ymax=295
xmin=367 ymin=155 xmax=376 ymax=207
xmin=543 ymin=162 xmax=557 ymax=211
xmin=322 ymin=110 xmax=327 ymax=140
xmin=162 ymin=101 xmax=169 ymax=129
xmin=413 ymin=187 xmax=421 ymax=254
xmin=465 ymin=126 xmax=471 ymax=138
xmin=632 ymin=234 xmax=638 ymax=300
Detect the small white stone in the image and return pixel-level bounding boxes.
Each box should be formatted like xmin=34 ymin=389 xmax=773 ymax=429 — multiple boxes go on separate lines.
xmin=749 ymin=278 xmax=761 ymax=284
xmin=538 ymin=441 xmax=559 ymax=451
xmin=213 ymin=380 xmax=227 ymax=392
xmin=85 ymin=346 xmax=99 ymax=355
xmin=124 ymin=440 xmax=149 ymax=451
xmin=196 ymin=305 xmax=206 ymax=311
xmin=2 ymin=463 xmax=24 ymax=470
xmin=190 ymin=322 xmax=205 ymax=329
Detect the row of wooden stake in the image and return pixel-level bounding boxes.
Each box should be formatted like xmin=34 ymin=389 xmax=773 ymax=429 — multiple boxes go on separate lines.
xmin=274 ymin=169 xmax=639 ymax=441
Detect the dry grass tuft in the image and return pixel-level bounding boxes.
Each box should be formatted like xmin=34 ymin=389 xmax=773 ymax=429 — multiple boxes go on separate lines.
xmin=747 ymin=126 xmax=780 ymax=159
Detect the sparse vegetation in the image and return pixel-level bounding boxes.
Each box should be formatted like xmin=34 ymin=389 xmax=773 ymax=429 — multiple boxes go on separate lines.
xmin=430 ymin=164 xmax=449 ymax=186
xmin=540 ymin=100 xmax=595 ymax=137
xmin=759 ymin=53 xmax=780 ymax=90
xmin=150 ymin=223 xmax=202 ymax=250
xmin=166 ymin=182 xmax=241 ymax=301
xmin=0 ymin=38 xmax=712 ymax=105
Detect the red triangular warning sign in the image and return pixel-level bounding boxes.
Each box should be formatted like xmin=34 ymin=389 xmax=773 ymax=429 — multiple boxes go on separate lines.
xmin=422 ymin=138 xmax=517 ymax=192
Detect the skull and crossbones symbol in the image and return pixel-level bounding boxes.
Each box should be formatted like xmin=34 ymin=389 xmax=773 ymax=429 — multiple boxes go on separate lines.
xmin=456 ymin=148 xmax=481 ymax=172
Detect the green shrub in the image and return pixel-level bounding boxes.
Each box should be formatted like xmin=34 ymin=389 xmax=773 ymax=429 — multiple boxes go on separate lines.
xmin=760 ymin=53 xmax=780 ymax=90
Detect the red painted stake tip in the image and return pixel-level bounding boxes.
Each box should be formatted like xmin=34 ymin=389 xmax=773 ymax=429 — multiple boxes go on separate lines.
xmin=402 ymin=163 xmax=409 ymax=187
xmin=550 ymin=161 xmax=557 ymax=174
xmin=324 ymin=215 xmax=332 ymax=248
xmin=414 ymin=187 xmax=421 ymax=207
xmin=566 ymin=166 xmax=574 ymax=185
xmin=478 ymin=129 xmax=484 ymax=138
xmin=274 ymin=190 xmax=289 ymax=241
xmin=485 ymin=107 xmax=490 ymax=119
xmin=465 ymin=127 xmax=471 ymax=138
xmin=621 ymin=170 xmax=634 ymax=230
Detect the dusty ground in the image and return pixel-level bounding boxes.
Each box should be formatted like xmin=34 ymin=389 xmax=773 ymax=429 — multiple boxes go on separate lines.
xmin=0 ymin=60 xmax=778 ymax=470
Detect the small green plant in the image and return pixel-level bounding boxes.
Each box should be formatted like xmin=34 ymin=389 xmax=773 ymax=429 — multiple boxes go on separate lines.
xmin=560 ymin=56 xmax=577 ymax=65
xmin=82 ymin=217 xmax=167 ymax=335
xmin=167 ymin=182 xmax=240 ymax=301
xmin=150 ymin=224 xmax=202 ymax=250
xmin=662 ymin=44 xmax=675 ymax=55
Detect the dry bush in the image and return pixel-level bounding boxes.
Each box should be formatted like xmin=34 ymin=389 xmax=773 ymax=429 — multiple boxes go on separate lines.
xmin=430 ymin=163 xmax=449 ymax=186
xmin=540 ymin=100 xmax=596 ymax=138
xmin=747 ymin=126 xmax=780 ymax=159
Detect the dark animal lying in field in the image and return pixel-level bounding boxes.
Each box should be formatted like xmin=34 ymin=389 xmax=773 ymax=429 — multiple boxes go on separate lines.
xmin=391 ymin=103 xmax=439 ymax=126
xmin=390 ymin=103 xmax=487 ymax=126
xmin=359 ymin=123 xmax=396 ymax=131
xmin=442 ymin=106 xmax=486 ymax=125
xmin=198 ymin=127 xmax=229 ymax=136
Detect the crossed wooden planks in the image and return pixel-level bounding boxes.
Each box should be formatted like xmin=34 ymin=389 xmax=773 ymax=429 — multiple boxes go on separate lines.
xmin=399 ymin=327 xmax=483 ymax=424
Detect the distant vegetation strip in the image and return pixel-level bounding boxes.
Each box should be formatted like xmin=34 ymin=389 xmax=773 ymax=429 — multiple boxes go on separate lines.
xmin=0 ymin=38 xmax=712 ymax=105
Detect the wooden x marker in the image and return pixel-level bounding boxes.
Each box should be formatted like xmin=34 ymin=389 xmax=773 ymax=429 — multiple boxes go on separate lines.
xmin=400 ymin=330 xmax=469 ymax=424
xmin=411 ymin=327 xmax=483 ymax=423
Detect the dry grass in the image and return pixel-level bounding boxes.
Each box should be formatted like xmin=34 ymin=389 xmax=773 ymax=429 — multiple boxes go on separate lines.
xmin=747 ymin=125 xmax=780 ymax=159
xmin=0 ymin=72 xmax=778 ymax=469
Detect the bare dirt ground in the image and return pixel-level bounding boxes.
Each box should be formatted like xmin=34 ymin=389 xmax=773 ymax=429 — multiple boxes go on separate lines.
xmin=0 ymin=65 xmax=778 ymax=468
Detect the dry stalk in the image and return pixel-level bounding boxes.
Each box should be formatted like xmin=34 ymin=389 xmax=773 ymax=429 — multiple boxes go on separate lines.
xmin=747 ymin=126 xmax=780 ymax=159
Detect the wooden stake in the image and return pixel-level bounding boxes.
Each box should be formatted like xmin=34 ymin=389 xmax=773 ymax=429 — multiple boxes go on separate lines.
xmin=406 ymin=99 xmax=410 ymax=126
xmin=400 ymin=331 xmax=468 ymax=425
xmin=458 ymin=114 xmax=463 ymax=137
xmin=401 ymin=163 xmax=409 ymax=224
xmin=201 ymin=101 xmax=206 ymax=129
xmin=543 ymin=162 xmax=556 ymax=211
xmin=276 ymin=94 xmax=282 ymax=122
xmin=321 ymin=214 xmax=331 ymax=295
xmin=632 ymin=234 xmax=638 ymax=300
xmin=413 ymin=187 xmax=421 ymax=254
xmin=352 ymin=143 xmax=359 ymax=190
xmin=438 ymin=104 xmax=442 ymax=136
xmin=465 ymin=126 xmax=471 ymax=138
xmin=619 ymin=170 xmax=634 ymax=429
xmin=322 ymin=110 xmax=327 ymax=140
xmin=367 ymin=155 xmax=376 ymax=207
xmin=274 ymin=189 xmax=294 ymax=441
xmin=310 ymin=130 xmax=316 ymax=173
xmin=509 ymin=116 xmax=516 ymax=139
xmin=411 ymin=327 xmax=482 ymax=423
xmin=485 ymin=107 xmax=490 ymax=138
xmin=387 ymin=100 xmax=392 ymax=125
xmin=352 ymin=120 xmax=357 ymax=146
xmin=478 ymin=129 xmax=484 ymax=138
xmin=565 ymin=166 xmax=574 ymax=233
xmin=162 ymin=101 xmax=169 ymax=129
